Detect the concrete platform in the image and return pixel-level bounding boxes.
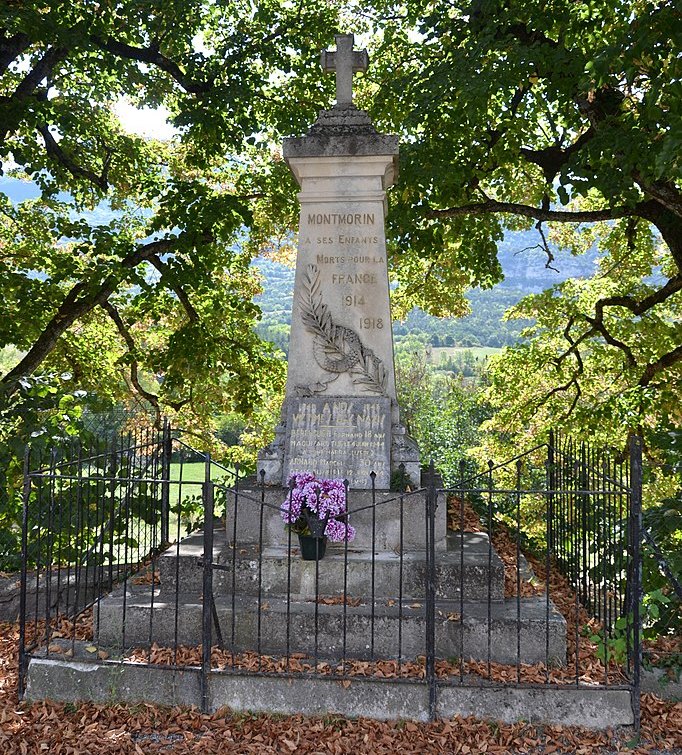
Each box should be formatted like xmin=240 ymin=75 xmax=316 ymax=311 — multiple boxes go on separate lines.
xmin=24 ymin=655 xmax=634 ymax=728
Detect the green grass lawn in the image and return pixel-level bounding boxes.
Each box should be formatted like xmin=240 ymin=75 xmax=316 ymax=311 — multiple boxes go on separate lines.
xmin=429 ymin=346 xmax=503 ymax=362
xmin=168 ymin=460 xmax=235 ymax=484
xmin=166 ymin=461 xmax=236 ymax=537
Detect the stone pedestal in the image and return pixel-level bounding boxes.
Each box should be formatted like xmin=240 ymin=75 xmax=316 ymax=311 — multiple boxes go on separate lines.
xmin=224 ymin=485 xmax=448 ymax=553
xmin=258 ymin=102 xmax=419 ymax=489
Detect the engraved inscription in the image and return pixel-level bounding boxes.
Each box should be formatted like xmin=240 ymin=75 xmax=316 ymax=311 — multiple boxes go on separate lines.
xmin=314 ymin=255 xmax=384 ymax=264
xmin=332 ymin=273 xmax=376 ymax=284
xmin=359 ymin=318 xmax=383 ymax=330
xmin=308 ymin=212 xmax=375 ymax=225
xmin=343 ymin=295 xmax=365 ymax=306
xmin=284 ymin=397 xmax=391 ymax=488
xmin=338 ymin=235 xmax=379 ymax=245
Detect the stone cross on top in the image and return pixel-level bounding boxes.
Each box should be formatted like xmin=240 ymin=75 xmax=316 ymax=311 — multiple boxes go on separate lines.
xmin=320 ymin=33 xmax=369 ymax=106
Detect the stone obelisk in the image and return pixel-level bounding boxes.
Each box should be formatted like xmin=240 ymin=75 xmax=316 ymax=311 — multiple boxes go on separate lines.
xmin=258 ymin=34 xmax=419 ymax=489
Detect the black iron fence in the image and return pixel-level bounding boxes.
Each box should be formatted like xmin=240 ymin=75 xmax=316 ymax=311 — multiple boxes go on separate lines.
xmin=18 ymin=424 xmax=173 ymax=693
xmin=550 ymin=430 xmax=639 ymax=631
xmin=18 ymin=427 xmax=651 ymax=727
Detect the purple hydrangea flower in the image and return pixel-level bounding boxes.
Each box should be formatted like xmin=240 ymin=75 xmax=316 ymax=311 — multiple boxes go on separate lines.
xmin=280 ymin=473 xmax=355 ymax=542
xmin=324 ymin=518 xmax=356 ymax=543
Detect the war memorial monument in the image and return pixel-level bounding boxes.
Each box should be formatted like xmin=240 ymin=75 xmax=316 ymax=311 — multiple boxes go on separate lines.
xmin=257 ymin=33 xmax=420 ymax=491
xmin=23 ymin=35 xmax=579 ymax=726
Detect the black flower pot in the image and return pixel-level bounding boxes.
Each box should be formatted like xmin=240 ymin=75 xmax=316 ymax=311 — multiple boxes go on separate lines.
xmin=298 ymin=534 xmax=327 ymax=561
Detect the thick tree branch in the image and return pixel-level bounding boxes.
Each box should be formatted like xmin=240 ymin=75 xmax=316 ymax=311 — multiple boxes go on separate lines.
xmin=583 ymin=314 xmax=637 ymax=366
xmin=11 ymin=45 xmax=67 ymax=99
xmin=637 ymin=203 xmax=682 ymax=270
xmin=640 ymin=345 xmax=682 ymax=387
xmin=632 ymin=173 xmax=682 ymax=218
xmin=506 ymin=23 xmax=559 ymax=49
xmin=554 ymin=318 xmax=589 ymax=369
xmin=0 ymin=238 xmax=182 ymax=397
xmin=519 ymin=127 xmax=595 ymax=183
xmin=101 ymin=300 xmax=161 ymax=420
xmin=572 ymin=86 xmax=682 ymax=263
xmin=0 ymin=45 xmax=67 ymax=150
xmin=38 ymin=125 xmax=109 ymax=191
xmin=101 ymin=301 xmax=191 ymax=415
xmin=90 ymin=35 xmax=213 ymax=94
xmin=485 ymin=86 xmax=528 ymax=153
xmin=0 ymin=30 xmax=31 ymax=75
xmin=148 ymin=255 xmax=199 ymax=322
xmin=594 ymin=275 xmax=682 ymax=318
xmin=579 ymin=276 xmax=682 ymax=370
xmin=576 ymin=87 xmax=626 ymax=128
xmin=428 ymin=199 xmax=644 ymax=224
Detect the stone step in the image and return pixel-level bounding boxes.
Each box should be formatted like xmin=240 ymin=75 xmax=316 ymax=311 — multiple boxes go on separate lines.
xmin=158 ymin=530 xmax=505 ymax=603
xmin=225 ymin=487 xmax=448 ymax=553
xmin=96 ymin=589 xmax=566 ymax=667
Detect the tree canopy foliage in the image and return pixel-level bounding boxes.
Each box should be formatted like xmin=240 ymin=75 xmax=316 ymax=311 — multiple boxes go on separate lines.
xmin=366 ymin=0 xmax=680 ymax=445
xmin=0 ymin=0 xmax=340 ymax=436
xmin=2 ymin=1 xmax=680 ymax=453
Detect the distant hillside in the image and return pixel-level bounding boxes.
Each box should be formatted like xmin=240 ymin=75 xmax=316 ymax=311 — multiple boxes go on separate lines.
xmin=1 ymin=176 xmax=597 ymax=351
xmin=255 ymin=233 xmax=598 ymax=352
xmin=495 ymin=229 xmax=599 ymax=291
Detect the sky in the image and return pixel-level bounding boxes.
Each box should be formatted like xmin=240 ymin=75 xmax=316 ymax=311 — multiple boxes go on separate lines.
xmin=113 ymin=101 xmax=176 ymax=140
xmin=110 ymin=30 xmax=210 ymax=139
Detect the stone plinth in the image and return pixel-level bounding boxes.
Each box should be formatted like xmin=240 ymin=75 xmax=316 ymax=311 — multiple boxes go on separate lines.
xmin=221 ymin=486 xmax=447 ymax=553
xmin=258 ymin=103 xmax=419 ymax=489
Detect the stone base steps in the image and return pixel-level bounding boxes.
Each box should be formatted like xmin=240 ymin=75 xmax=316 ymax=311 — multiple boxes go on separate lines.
xmin=159 ymin=530 xmax=506 ymax=603
xmin=96 ymin=589 xmax=566 ymax=666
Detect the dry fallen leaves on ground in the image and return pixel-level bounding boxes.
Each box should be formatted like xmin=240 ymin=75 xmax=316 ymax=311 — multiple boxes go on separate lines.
xmin=11 ymin=498 xmax=681 ymax=752
xmin=3 ymin=620 xmax=681 ymax=754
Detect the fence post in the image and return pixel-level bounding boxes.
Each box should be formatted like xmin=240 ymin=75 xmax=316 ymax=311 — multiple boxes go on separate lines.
xmin=629 ymin=434 xmax=643 ymax=733
xmin=107 ymin=440 xmax=117 ymax=591
xmin=547 ymin=430 xmax=556 ymax=553
xmin=545 ymin=431 xmax=556 ymax=678
xmin=18 ymin=446 xmax=31 ymax=700
xmin=425 ymin=459 xmax=437 ymax=720
xmin=160 ymin=419 xmax=172 ymax=545
xmin=201 ymin=453 xmax=214 ymax=714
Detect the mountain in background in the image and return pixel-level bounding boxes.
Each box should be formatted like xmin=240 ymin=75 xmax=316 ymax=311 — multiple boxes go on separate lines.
xmin=1 ymin=176 xmax=598 ymax=352
xmin=255 ymin=232 xmax=599 ymax=352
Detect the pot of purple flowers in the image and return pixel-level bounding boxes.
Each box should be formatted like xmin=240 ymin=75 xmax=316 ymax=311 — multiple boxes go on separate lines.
xmin=280 ymin=473 xmax=356 ymax=560
xmin=297 ymin=534 xmax=327 ymax=561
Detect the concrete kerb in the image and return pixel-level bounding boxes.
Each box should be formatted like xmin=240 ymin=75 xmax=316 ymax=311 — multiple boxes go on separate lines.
xmin=437 ymin=684 xmax=634 ymax=728
xmin=25 ymin=657 xmax=201 ymax=709
xmin=641 ymin=666 xmax=682 ymax=701
xmin=24 ymin=656 xmax=635 ymax=729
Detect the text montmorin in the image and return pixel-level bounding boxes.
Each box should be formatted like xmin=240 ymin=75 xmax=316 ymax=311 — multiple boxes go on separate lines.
xmin=307 ymin=212 xmax=375 ymax=225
